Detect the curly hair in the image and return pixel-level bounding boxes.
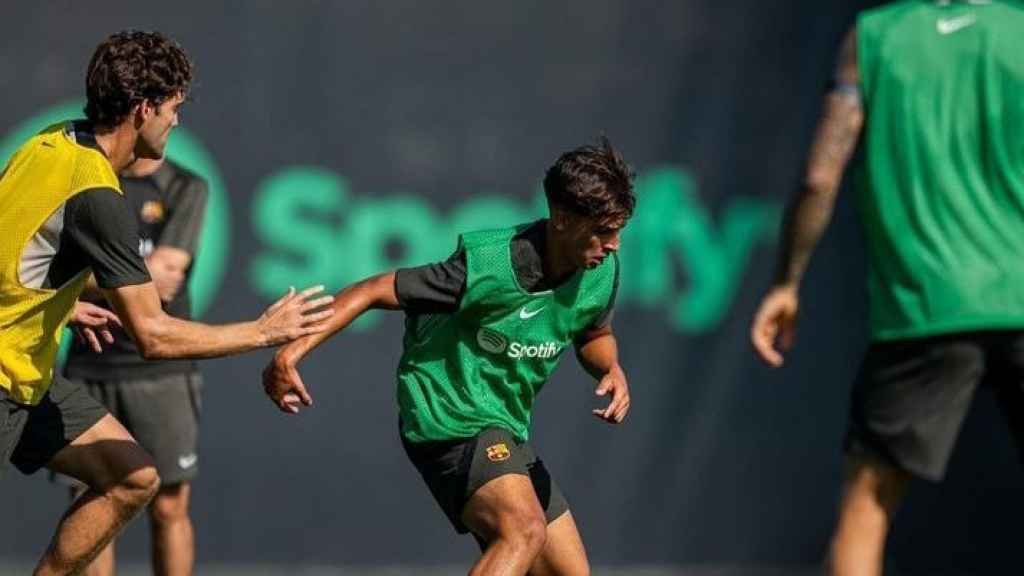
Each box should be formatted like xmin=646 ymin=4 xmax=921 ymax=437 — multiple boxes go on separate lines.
xmin=543 ymin=136 xmax=636 ymax=223
xmin=84 ymin=31 xmax=193 ymax=128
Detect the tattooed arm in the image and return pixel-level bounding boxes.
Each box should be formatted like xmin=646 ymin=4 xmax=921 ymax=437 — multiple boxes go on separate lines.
xmin=775 ymin=28 xmax=864 ymax=286
xmin=751 ymin=28 xmax=864 ymax=367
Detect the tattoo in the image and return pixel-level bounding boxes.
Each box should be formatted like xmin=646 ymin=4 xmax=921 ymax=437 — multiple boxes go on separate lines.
xmin=774 ymin=28 xmax=864 ymax=287
xmin=832 ymin=82 xmax=861 ymax=103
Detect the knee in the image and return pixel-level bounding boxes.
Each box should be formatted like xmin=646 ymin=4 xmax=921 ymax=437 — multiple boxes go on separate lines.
xmin=504 ymin=511 xmax=548 ymax=557
xmin=148 ymin=484 xmax=190 ymax=526
xmin=841 ymin=457 xmax=910 ymax=519
xmin=112 ymin=465 xmax=161 ymax=511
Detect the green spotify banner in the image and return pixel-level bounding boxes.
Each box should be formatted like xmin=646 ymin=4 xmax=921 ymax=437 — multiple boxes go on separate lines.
xmin=1 ymin=1 xmax=1017 ymax=573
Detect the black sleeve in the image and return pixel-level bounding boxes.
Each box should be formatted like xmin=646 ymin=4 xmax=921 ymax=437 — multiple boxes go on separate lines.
xmin=586 ymin=254 xmax=619 ymax=330
xmin=64 ymin=187 xmax=152 ymax=289
xmin=394 ymin=247 xmax=467 ymax=314
xmin=158 ymin=175 xmax=208 ymax=255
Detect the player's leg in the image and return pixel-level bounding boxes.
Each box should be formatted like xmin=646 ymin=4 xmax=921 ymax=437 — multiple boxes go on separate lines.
xmin=59 ymin=379 xmax=119 ymax=576
xmin=527 ymin=511 xmax=588 ymax=576
xmin=990 ymin=332 xmax=1024 ymax=477
xmin=118 ymin=372 xmax=202 ymax=576
xmin=148 ymin=482 xmax=193 ymax=576
xmin=403 ymin=427 xmax=549 ymax=575
xmin=830 ymin=335 xmax=983 ymax=576
xmin=523 ymin=452 xmax=587 ymax=576
xmin=827 ymin=455 xmax=910 ymax=576
xmin=463 ymin=433 xmax=587 ymax=576
xmin=81 ymin=542 xmax=114 ymax=576
xmin=69 ymin=485 xmax=116 ymax=576
xmin=25 ymin=378 xmax=159 ymax=576
xmin=462 ymin=473 xmax=548 ymax=576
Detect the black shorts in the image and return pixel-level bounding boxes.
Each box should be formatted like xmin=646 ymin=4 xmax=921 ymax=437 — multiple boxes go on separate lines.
xmin=845 ymin=330 xmax=1024 ymax=481
xmin=402 ymin=426 xmax=569 ymax=535
xmin=0 ymin=376 xmax=108 ymax=479
xmin=66 ymin=372 xmax=202 ymax=485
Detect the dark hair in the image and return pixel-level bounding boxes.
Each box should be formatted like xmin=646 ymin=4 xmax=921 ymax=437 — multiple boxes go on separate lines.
xmin=84 ymin=31 xmax=193 ymax=128
xmin=543 ymin=136 xmax=636 ymax=223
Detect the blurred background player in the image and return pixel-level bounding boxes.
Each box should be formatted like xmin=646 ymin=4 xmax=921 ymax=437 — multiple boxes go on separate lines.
xmin=750 ymin=1 xmax=1024 ymax=575
xmin=0 ymin=30 xmax=332 ymax=575
xmin=263 ymin=138 xmax=634 ymax=575
xmin=63 ymin=156 xmax=208 ymax=576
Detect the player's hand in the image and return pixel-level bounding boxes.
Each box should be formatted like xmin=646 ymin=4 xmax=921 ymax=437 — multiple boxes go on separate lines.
xmin=69 ymin=301 xmax=122 ymax=353
xmin=593 ymin=365 xmax=630 ymax=424
xmin=257 ymin=285 xmax=335 ymax=347
xmin=262 ymin=357 xmax=313 ymax=414
xmin=148 ymin=259 xmax=185 ymax=303
xmin=751 ymin=284 xmax=800 ymax=367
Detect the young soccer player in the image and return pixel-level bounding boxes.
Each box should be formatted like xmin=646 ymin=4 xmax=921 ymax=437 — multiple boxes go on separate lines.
xmin=264 ymin=138 xmax=635 ymax=575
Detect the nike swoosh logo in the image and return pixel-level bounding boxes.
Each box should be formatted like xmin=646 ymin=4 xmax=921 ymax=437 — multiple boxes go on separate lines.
xmin=519 ymin=305 xmax=546 ymax=320
xmin=178 ymin=454 xmax=198 ymax=469
xmin=937 ymin=14 xmax=977 ymax=35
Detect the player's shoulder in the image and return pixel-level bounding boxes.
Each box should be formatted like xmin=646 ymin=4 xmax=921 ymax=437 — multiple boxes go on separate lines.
xmin=459 ymin=223 xmax=524 ymax=250
xmin=6 ymin=122 xmax=71 ymax=171
xmin=161 ymin=159 xmax=205 ymax=185
xmin=154 ymin=159 xmax=208 ymax=198
xmin=65 ymin=186 xmax=129 ymax=228
xmin=33 ymin=122 xmax=68 ymax=143
xmin=24 ymin=121 xmax=104 ymax=162
xmin=858 ymin=0 xmax=926 ymax=28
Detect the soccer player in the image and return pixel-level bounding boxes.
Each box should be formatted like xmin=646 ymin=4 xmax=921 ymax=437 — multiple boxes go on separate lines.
xmin=264 ymin=138 xmax=634 ymax=575
xmin=62 ymin=156 xmax=209 ymax=576
xmin=750 ymin=2 xmax=1024 ymax=575
xmin=0 ymin=31 xmax=333 ymax=576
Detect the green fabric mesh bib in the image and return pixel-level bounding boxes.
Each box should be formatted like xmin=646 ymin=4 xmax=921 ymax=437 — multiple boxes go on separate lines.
xmin=856 ymin=0 xmax=1024 ymax=340
xmin=397 ymin=224 xmax=617 ymax=442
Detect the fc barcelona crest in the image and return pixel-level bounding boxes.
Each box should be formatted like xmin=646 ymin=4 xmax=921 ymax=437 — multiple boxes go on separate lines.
xmin=486 ymin=443 xmax=510 ymax=462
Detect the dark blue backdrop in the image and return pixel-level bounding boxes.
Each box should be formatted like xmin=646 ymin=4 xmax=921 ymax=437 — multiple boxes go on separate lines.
xmin=2 ymin=2 xmax=1021 ymax=573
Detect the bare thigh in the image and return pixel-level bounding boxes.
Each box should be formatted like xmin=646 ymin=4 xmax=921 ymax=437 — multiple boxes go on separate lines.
xmin=462 ymin=473 xmax=547 ymax=542
xmin=46 ymin=414 xmax=155 ymax=491
xmin=529 ymin=511 xmax=589 ymax=576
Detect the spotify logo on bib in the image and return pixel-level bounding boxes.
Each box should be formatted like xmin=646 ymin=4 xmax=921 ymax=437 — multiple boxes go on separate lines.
xmin=477 ymin=328 xmax=509 ymax=354
xmin=476 ymin=328 xmax=561 ymax=360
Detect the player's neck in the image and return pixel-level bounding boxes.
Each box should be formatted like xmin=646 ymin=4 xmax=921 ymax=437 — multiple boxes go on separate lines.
xmin=93 ymin=123 xmax=139 ymax=173
xmin=543 ymin=219 xmax=580 ymax=285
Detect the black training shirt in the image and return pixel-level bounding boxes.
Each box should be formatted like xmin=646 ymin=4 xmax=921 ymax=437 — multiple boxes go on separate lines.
xmin=32 ymin=122 xmax=152 ymax=292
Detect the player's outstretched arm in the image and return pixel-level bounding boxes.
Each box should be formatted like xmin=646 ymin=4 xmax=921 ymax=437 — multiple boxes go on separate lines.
xmin=751 ymin=27 xmax=863 ymax=368
xmin=263 ymin=271 xmax=401 ymax=414
xmin=103 ymin=282 xmax=334 ymax=359
xmin=575 ymin=326 xmax=630 ymax=424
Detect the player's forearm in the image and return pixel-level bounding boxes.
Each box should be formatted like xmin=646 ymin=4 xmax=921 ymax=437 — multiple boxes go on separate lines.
xmin=575 ymin=329 xmax=621 ymax=380
xmin=774 ymin=90 xmax=863 ymax=288
xmin=132 ymin=315 xmax=267 ymax=359
xmin=774 ymin=185 xmax=838 ymax=288
xmin=275 ymin=272 xmax=400 ymax=367
xmin=105 ymin=282 xmax=303 ymax=359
